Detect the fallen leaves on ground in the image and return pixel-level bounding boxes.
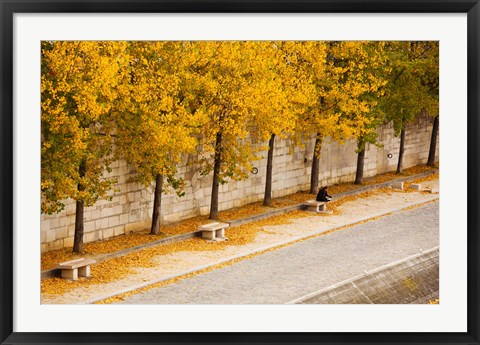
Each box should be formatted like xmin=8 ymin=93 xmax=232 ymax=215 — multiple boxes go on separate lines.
xmin=327 ymin=165 xmax=438 ymax=195
xmin=41 ymin=209 xmax=309 ymax=296
xmin=402 ymin=173 xmax=439 ymax=193
xmin=41 ymin=232 xmax=167 ymax=271
xmin=413 ymin=172 xmax=439 ymax=185
xmin=41 ymin=217 xmax=211 ymax=271
xmin=161 ymin=216 xmax=209 ymax=235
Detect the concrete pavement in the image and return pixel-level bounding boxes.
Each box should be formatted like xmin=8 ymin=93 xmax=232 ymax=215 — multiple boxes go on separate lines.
xmin=116 ymin=200 xmax=439 ymax=304
xmin=41 ymin=177 xmax=439 ymax=305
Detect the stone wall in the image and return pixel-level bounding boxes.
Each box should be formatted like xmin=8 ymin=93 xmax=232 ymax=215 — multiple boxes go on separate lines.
xmin=41 ymin=114 xmax=439 ymax=252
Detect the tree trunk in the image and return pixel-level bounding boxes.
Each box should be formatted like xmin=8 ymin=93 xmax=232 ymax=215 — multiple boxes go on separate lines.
xmin=355 ymin=141 xmax=365 ymax=185
xmin=427 ymin=115 xmax=439 ymax=166
xmin=150 ymin=173 xmax=163 ymax=235
xmin=209 ymin=131 xmax=222 ymax=220
xmin=263 ymin=134 xmax=276 ymax=206
xmin=396 ymin=128 xmax=406 ymax=174
xmin=73 ymin=160 xmax=86 ymax=254
xmin=309 ymin=133 xmax=322 ymax=194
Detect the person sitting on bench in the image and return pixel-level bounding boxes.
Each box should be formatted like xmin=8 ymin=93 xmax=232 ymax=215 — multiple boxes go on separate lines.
xmin=316 ymin=186 xmax=332 ymax=202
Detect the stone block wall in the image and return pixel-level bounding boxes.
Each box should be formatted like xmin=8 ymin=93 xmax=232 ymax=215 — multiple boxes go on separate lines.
xmin=41 ymin=114 xmax=439 ymax=252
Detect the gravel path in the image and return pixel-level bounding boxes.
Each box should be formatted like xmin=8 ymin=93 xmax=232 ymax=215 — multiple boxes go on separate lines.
xmin=117 ymin=200 xmax=439 ymax=304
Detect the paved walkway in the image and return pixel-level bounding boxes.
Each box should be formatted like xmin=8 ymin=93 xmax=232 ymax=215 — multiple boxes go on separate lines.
xmin=116 ymin=201 xmax=439 ymax=304
xmin=42 ymin=178 xmax=439 ymax=304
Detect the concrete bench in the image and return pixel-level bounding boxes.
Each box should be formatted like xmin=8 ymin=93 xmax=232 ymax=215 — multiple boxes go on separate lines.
xmin=392 ymin=181 xmax=404 ymax=190
xmin=56 ymin=258 xmax=96 ymax=281
xmin=199 ymin=222 xmax=229 ymax=241
xmin=304 ymin=200 xmax=327 ymax=213
xmin=410 ymin=183 xmax=437 ymax=193
xmin=411 ymin=183 xmax=421 ymax=191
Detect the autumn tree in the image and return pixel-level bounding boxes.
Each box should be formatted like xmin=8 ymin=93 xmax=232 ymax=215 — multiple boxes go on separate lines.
xmin=422 ymin=42 xmax=439 ymax=167
xmin=381 ymin=41 xmax=439 ymax=173
xmin=290 ymin=42 xmax=386 ymax=190
xmin=185 ymin=42 xmax=280 ymax=219
xmin=115 ymin=42 xmax=203 ymax=235
xmin=41 ymin=41 xmax=128 ymax=253
xmin=273 ymin=42 xmax=336 ymax=195
xmin=246 ymin=42 xmax=316 ymax=206
xmin=329 ymin=41 xmax=389 ymax=185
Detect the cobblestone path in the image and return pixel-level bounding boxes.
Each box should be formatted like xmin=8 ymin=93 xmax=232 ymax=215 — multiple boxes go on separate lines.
xmin=117 ymin=200 xmax=439 ymax=304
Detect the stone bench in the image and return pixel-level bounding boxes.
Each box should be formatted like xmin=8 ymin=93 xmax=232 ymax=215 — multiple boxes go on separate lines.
xmin=411 ymin=184 xmax=437 ymax=193
xmin=56 ymin=258 xmax=96 ymax=281
xmin=199 ymin=222 xmax=229 ymax=241
xmin=304 ymin=200 xmax=328 ymax=213
xmin=411 ymin=183 xmax=422 ymax=191
xmin=392 ymin=181 xmax=404 ymax=190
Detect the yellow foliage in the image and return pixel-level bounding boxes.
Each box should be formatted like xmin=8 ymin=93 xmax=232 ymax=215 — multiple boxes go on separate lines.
xmin=41 ymin=40 xmax=437 ymax=254
xmin=41 ymin=41 xmax=130 ymax=213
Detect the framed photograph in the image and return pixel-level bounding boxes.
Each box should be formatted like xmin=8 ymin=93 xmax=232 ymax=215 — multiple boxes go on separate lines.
xmin=1 ymin=0 xmax=478 ymax=344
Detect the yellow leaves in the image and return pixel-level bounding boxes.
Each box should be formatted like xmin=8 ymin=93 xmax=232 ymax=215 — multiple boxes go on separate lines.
xmin=115 ymin=42 xmax=207 ymax=190
xmin=41 ymin=40 xmax=433 ymax=220
xmin=289 ymin=41 xmax=388 ymax=147
xmin=41 ymin=41 xmax=128 ymax=213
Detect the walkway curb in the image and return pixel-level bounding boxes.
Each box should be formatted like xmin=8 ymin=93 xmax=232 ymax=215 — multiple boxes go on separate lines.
xmin=42 ymin=170 xmax=437 ymax=279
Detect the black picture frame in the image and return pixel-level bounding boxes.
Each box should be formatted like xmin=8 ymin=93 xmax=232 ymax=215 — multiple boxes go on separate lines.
xmin=1 ymin=1 xmax=478 ymax=344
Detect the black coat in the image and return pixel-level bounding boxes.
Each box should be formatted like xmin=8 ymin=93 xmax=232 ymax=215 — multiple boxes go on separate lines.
xmin=316 ymin=188 xmax=331 ymax=202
